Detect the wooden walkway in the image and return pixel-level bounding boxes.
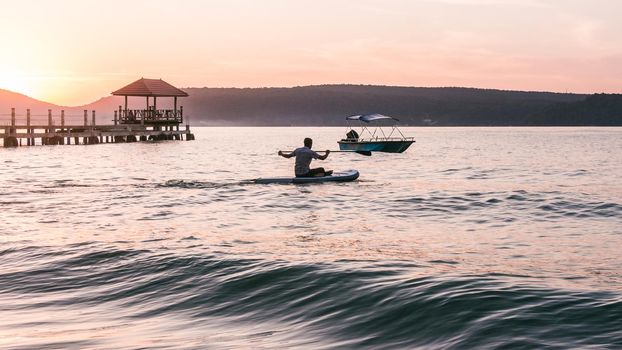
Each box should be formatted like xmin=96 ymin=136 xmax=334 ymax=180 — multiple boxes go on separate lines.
xmin=1 ymin=108 xmax=195 ymax=147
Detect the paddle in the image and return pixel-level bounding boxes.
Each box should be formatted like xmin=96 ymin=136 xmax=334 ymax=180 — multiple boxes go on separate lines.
xmin=281 ymin=150 xmax=372 ymax=156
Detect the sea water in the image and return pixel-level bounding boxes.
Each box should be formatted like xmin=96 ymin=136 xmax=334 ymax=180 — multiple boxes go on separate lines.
xmin=0 ymin=127 xmax=621 ymax=349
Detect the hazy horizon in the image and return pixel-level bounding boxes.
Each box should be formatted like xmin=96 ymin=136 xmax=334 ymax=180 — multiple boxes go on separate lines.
xmin=1 ymin=0 xmax=621 ymax=105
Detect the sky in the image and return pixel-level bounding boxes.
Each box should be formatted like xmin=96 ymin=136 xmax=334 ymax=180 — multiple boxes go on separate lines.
xmin=0 ymin=0 xmax=621 ymax=105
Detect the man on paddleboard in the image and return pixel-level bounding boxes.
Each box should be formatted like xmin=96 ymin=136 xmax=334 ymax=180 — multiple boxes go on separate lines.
xmin=278 ymin=138 xmax=333 ymax=177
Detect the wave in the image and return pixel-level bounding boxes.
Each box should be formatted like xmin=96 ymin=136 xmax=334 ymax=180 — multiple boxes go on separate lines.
xmin=389 ymin=190 xmax=622 ymax=222
xmin=1 ymin=246 xmax=620 ymax=349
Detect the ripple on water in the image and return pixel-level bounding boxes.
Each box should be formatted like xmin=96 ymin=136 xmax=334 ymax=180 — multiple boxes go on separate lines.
xmin=387 ymin=190 xmax=622 ymax=224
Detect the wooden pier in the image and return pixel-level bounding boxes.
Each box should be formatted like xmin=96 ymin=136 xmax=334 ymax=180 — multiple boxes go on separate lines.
xmin=1 ymin=108 xmax=194 ymax=147
xmin=1 ymin=78 xmax=195 ymax=147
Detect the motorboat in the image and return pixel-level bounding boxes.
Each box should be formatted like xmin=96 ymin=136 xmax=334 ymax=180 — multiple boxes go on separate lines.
xmin=338 ymin=114 xmax=415 ymax=153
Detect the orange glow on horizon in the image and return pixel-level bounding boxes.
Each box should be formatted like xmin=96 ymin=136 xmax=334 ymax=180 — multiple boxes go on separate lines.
xmin=0 ymin=70 xmax=41 ymax=100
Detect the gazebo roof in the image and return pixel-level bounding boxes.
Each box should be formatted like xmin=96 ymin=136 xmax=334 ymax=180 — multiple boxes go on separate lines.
xmin=112 ymin=78 xmax=189 ymax=97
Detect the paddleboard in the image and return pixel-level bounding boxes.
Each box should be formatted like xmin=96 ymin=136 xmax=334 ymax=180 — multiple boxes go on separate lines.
xmin=254 ymin=169 xmax=359 ymax=184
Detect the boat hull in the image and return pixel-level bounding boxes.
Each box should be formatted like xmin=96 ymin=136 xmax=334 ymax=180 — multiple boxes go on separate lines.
xmin=338 ymin=140 xmax=414 ymax=153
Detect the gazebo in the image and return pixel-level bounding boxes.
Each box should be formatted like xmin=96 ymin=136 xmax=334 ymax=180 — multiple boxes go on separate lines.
xmin=112 ymin=78 xmax=188 ymax=128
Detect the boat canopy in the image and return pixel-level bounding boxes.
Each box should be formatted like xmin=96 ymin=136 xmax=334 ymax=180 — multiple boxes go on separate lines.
xmin=346 ymin=113 xmax=399 ymax=123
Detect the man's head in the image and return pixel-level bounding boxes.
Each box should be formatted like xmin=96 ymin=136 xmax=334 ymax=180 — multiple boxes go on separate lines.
xmin=304 ymin=137 xmax=313 ymax=148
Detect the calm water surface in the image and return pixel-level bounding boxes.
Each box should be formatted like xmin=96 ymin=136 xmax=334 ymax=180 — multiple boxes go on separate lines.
xmin=1 ymin=127 xmax=621 ymax=349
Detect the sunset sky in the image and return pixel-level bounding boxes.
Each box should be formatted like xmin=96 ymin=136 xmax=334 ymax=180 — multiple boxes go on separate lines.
xmin=1 ymin=0 xmax=621 ymax=105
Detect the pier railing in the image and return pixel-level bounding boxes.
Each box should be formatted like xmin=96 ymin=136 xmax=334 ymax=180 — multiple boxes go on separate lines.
xmin=116 ymin=107 xmax=183 ymax=125
xmin=0 ymin=109 xmax=97 ymax=128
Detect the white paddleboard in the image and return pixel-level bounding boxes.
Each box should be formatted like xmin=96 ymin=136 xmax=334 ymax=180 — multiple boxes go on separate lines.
xmin=254 ymin=169 xmax=359 ymax=184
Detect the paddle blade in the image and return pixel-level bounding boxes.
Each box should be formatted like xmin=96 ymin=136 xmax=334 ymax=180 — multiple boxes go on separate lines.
xmin=355 ymin=151 xmax=372 ymax=156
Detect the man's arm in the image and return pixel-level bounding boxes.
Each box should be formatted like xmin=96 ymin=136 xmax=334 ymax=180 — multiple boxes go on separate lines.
xmin=278 ymin=150 xmax=295 ymax=159
xmin=318 ymin=150 xmax=330 ymax=160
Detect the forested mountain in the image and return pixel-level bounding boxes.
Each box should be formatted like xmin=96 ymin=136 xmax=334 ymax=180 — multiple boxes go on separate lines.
xmin=2 ymin=85 xmax=621 ymax=126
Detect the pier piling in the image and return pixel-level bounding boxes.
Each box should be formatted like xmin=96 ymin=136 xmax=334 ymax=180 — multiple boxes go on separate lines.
xmin=26 ymin=109 xmax=31 ymax=146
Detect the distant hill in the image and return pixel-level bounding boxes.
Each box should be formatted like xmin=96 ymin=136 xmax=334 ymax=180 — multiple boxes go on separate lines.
xmin=0 ymin=89 xmax=97 ymax=124
xmin=179 ymin=85 xmax=588 ymax=126
xmin=530 ymin=93 xmax=622 ymax=125
xmin=0 ymin=89 xmax=58 ymax=122
xmin=2 ymin=84 xmax=621 ymax=126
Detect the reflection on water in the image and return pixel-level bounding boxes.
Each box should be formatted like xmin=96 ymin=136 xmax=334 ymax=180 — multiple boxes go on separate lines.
xmin=0 ymin=127 xmax=621 ymax=349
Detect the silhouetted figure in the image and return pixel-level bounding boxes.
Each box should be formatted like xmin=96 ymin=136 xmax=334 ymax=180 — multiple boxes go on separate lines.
xmin=278 ymin=137 xmax=332 ymax=177
xmin=345 ymin=129 xmax=359 ymax=141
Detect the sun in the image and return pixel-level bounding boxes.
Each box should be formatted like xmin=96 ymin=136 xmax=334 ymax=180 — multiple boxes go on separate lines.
xmin=0 ymin=75 xmax=36 ymax=98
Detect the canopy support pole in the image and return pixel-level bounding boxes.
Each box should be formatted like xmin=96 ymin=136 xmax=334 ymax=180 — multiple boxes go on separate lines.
xmin=144 ymin=96 xmax=148 ymax=125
